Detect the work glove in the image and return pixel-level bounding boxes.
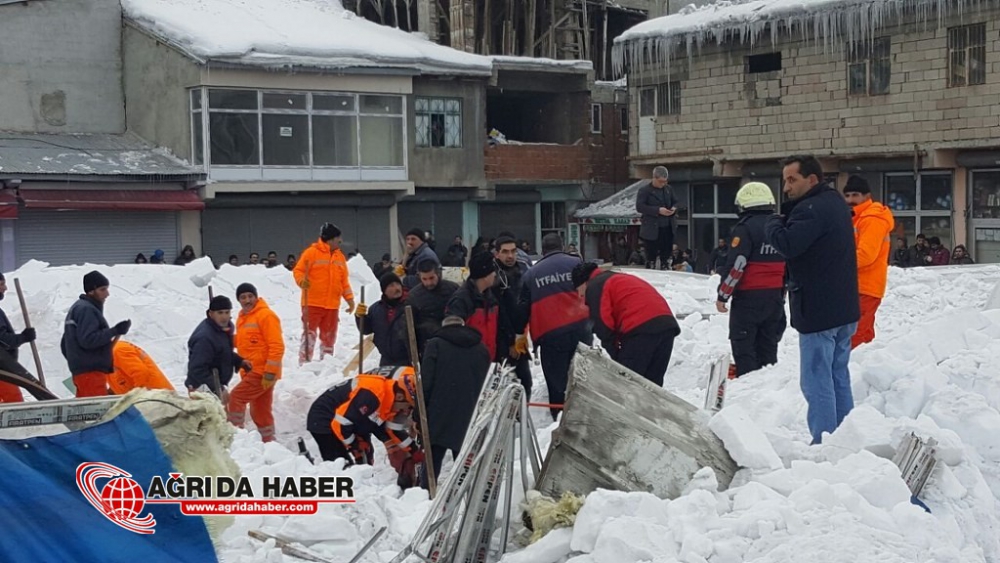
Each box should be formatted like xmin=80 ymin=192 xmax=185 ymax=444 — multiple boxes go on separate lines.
xmin=114 ymin=320 xmax=132 ymax=336
xmin=346 ymin=299 xmax=355 ymax=315
xmin=354 ymin=303 xmax=368 ymax=317
xmin=298 ymin=278 xmax=311 ymax=290
xmin=241 ymin=359 xmax=253 ymax=372
xmin=393 ymin=264 xmax=406 ymax=277
xmin=261 ymin=372 xmax=277 ymax=390
xmin=514 ymin=334 xmax=529 ymax=356
xmin=18 ymin=327 xmax=36 ymax=344
xmin=350 ymin=437 xmax=373 ymax=465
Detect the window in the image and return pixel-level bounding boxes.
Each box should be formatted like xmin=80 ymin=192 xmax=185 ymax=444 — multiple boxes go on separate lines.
xmin=656 ymin=81 xmax=681 ymax=116
xmin=971 ymin=170 xmax=1000 ymax=219
xmin=848 ymin=37 xmax=891 ymax=96
xmin=948 ymin=23 xmax=986 ymax=87
xmin=190 ymin=87 xmax=405 ymax=171
xmin=884 ymin=172 xmax=953 ymax=249
xmin=639 ymin=88 xmax=656 ymax=117
xmin=541 ymin=201 xmax=567 ymax=241
xmin=748 ymin=52 xmax=782 ymax=74
xmin=415 ymin=97 xmax=462 ymax=148
xmin=620 ymin=107 xmax=628 ymax=134
xmin=591 ymin=103 xmax=602 ymax=134
xmin=691 ymin=180 xmax=741 ymax=270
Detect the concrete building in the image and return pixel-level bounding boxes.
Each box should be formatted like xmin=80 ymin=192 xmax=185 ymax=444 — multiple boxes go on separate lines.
xmin=122 ymin=0 xmax=494 ymax=265
xmin=0 ymin=0 xmax=203 ymax=268
xmin=615 ymin=0 xmax=1000 ymax=264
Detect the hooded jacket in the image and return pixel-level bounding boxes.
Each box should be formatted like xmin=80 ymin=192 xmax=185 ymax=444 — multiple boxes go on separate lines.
xmin=852 ymin=199 xmax=895 ymax=299
xmin=235 ymin=298 xmax=285 ymax=380
xmin=422 ymin=324 xmax=491 ymax=451
xmin=294 ymin=238 xmax=354 ymax=309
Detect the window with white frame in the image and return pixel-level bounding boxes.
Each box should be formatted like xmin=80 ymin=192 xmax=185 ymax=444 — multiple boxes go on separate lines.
xmin=948 ymin=23 xmax=986 ymax=87
xmin=591 ymin=103 xmax=602 ymax=134
xmin=189 ymin=88 xmax=404 ymax=169
xmin=847 ymin=37 xmax=891 ymax=96
xmin=884 ymin=172 xmax=953 ymax=249
xmin=415 ymin=97 xmax=462 ymax=148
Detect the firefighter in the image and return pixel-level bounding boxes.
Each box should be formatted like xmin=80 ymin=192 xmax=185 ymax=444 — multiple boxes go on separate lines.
xmin=306 ymin=366 xmax=423 ymax=485
xmin=108 ymin=340 xmax=175 ymax=394
xmin=716 ymin=182 xmax=788 ymax=377
xmin=229 ymin=283 xmax=285 ymax=443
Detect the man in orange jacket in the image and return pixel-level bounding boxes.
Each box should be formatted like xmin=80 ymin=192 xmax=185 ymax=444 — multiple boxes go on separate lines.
xmin=844 ymin=176 xmax=895 ymax=349
xmin=294 ymin=223 xmax=355 ymax=364
xmin=108 ymin=340 xmax=175 ymax=394
xmin=229 ymin=283 xmax=285 ymax=443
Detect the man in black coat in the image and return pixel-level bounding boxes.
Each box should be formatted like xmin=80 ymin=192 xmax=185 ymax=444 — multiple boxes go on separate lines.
xmin=398 ymin=228 xmax=441 ymax=289
xmin=421 ymin=316 xmax=491 ymax=481
xmin=707 ymin=238 xmax=730 ymax=274
xmin=407 ymin=260 xmax=460 ymax=355
xmin=186 ymin=295 xmax=250 ymax=399
xmin=0 ymin=273 xmax=37 ymax=402
xmin=355 ymin=273 xmax=412 ymax=366
xmin=764 ymin=155 xmax=860 ymax=445
xmin=635 ymin=166 xmax=678 ymax=270
xmin=61 ymin=270 xmax=131 ymax=397
xmin=493 ymin=235 xmax=532 ymax=398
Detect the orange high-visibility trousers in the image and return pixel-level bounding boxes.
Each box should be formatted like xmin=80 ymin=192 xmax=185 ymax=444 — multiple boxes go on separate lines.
xmin=852 ymin=295 xmax=882 ymax=349
xmin=301 ymin=306 xmax=339 ymax=363
xmin=0 ymin=381 xmax=23 ymax=403
xmin=228 ymin=373 xmax=276 ymax=442
xmin=74 ymin=371 xmax=109 ymax=397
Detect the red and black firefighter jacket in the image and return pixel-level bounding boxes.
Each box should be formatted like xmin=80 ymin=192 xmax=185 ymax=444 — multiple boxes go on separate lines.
xmin=582 ymin=270 xmax=680 ymax=353
xmin=517 ymin=252 xmax=589 ymax=344
xmin=717 ymin=210 xmax=786 ymax=303
xmin=445 ymin=278 xmax=499 ymax=360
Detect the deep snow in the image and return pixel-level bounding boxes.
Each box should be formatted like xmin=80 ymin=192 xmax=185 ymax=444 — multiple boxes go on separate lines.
xmin=4 ymin=258 xmax=1000 ymax=561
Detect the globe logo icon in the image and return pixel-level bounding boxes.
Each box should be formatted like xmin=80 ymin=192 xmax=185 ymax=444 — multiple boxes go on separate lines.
xmin=100 ymin=476 xmax=146 ymax=520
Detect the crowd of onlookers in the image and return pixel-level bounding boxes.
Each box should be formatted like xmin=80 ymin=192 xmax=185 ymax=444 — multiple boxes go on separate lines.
xmin=891 ymin=234 xmax=973 ymax=267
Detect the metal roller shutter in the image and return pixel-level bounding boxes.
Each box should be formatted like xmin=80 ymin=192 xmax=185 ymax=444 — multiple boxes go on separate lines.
xmin=15 ymin=209 xmax=179 ymax=267
xmin=479 ymin=203 xmax=536 ymax=244
xmin=397 ymin=201 xmax=463 ymax=255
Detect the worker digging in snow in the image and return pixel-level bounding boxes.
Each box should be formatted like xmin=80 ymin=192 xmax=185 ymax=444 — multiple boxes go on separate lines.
xmin=61 ymin=270 xmax=132 ymax=397
xmin=306 ymin=366 xmax=424 ymax=488
xmin=716 ymin=182 xmax=787 ymax=377
xmin=186 ymin=295 xmax=251 ymax=401
xmin=108 ymin=340 xmax=175 ymax=394
xmin=0 ymin=272 xmax=38 ymax=403
xmin=294 ymin=222 xmax=355 ymax=364
xmin=228 ymin=283 xmax=285 ymax=443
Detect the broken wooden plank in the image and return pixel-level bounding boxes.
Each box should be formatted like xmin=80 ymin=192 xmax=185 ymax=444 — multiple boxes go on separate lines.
xmin=536 ymin=346 xmax=738 ymax=500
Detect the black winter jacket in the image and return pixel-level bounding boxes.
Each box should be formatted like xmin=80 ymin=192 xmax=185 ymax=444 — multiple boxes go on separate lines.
xmin=422 ymin=325 xmax=491 ymax=452
xmin=186 ymin=318 xmax=243 ymax=393
xmin=0 ymin=308 xmax=27 ymax=361
xmin=402 ymin=244 xmax=441 ymax=289
xmin=764 ymin=183 xmax=860 ymax=334
xmin=61 ymin=296 xmax=117 ymax=375
xmin=407 ymin=280 xmax=460 ymax=353
xmin=495 ymin=260 xmax=528 ymax=357
xmin=635 ymin=181 xmax=677 ymax=240
xmin=358 ymin=298 xmax=412 ymax=366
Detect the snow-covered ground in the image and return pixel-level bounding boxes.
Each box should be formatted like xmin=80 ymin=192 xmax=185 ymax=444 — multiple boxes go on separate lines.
xmin=6 ymin=258 xmax=1000 ymax=562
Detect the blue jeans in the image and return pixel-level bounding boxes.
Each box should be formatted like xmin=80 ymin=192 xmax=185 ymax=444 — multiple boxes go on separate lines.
xmin=799 ymin=322 xmax=857 ymax=444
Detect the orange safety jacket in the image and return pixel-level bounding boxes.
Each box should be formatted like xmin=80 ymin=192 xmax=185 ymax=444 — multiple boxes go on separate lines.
xmin=234 ymin=297 xmax=285 ymax=379
xmin=293 ymin=239 xmax=354 ymax=310
xmin=853 ymin=199 xmax=895 ymax=299
xmin=109 ymin=340 xmax=175 ymax=394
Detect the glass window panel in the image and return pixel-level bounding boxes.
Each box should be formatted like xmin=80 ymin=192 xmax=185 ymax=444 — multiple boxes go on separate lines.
xmin=639 ymin=88 xmax=655 ymax=117
xmin=870 ymin=59 xmax=891 ymax=95
xmin=208 ymin=89 xmax=258 ymax=110
xmin=692 ymin=183 xmax=715 ymax=214
xmin=893 ymin=216 xmax=916 ymax=247
xmin=263 ymin=93 xmax=307 ymax=110
xmin=430 ymin=98 xmax=444 ymax=113
xmin=950 ymin=51 xmax=966 ymax=87
xmin=445 ymin=114 xmax=462 ymax=147
xmin=192 ymin=113 xmax=203 ymax=165
xmin=717 ymin=182 xmax=741 ymax=215
xmin=415 ymin=98 xmax=429 ymax=112
xmin=921 ymin=216 xmax=952 ymax=250
xmin=313 ymin=94 xmax=356 ymax=112
xmin=360 ymin=95 xmax=403 ymax=115
xmin=445 ymin=99 xmax=460 ymax=113
xmin=190 ymin=89 xmax=202 ymax=110
xmin=553 ymin=202 xmax=567 ymax=229
xmin=312 ymin=115 xmax=358 ymax=166
xmin=542 ymin=202 xmax=555 ymax=229
xmin=673 ymin=183 xmax=690 ymax=221
xmin=416 ymin=114 xmax=430 ymax=147
xmin=430 ymin=113 xmax=445 ymax=147
xmin=884 ymin=175 xmax=916 ymax=211
xmin=669 ymin=82 xmax=682 ymax=115
xmin=360 ymin=116 xmax=403 ymax=166
xmin=920 ymin=174 xmax=952 ymax=211
xmin=971 ymin=171 xmax=1000 ymax=219
xmin=620 ymin=107 xmax=628 ymax=133
xmin=262 ymin=114 xmax=309 ymax=166
xmin=592 ymin=104 xmax=602 ymax=133
xmin=848 ymin=63 xmax=867 ymax=95
xmin=970 ymin=45 xmax=986 ymax=85
xmin=209 ymin=113 xmax=259 ymax=165
xmin=693 ymin=218 xmax=716 ymax=259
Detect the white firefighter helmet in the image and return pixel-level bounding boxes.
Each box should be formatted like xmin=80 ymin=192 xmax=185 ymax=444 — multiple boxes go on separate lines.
xmin=735 ymin=182 xmax=775 ymax=210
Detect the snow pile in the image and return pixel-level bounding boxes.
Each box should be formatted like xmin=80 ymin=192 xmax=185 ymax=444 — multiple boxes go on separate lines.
xmin=612 ymin=0 xmax=991 ymax=76
xmin=491 ymin=55 xmax=594 ymax=72
xmin=122 ymin=0 xmax=493 ymax=76
xmin=5 ymin=258 xmax=1000 ymax=561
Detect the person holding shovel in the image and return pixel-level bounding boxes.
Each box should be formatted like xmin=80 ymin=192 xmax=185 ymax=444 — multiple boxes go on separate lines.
xmin=229 ymin=283 xmax=285 ymax=443
xmin=185 ymin=295 xmax=251 ymax=400
xmin=61 ymin=271 xmax=131 ymax=397
xmin=0 ymin=273 xmax=37 ymax=402
xmin=294 ymin=222 xmax=355 ymax=364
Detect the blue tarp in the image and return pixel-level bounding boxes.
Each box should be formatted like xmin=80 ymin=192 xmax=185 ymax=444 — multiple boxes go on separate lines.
xmin=0 ymin=407 xmax=218 ymax=562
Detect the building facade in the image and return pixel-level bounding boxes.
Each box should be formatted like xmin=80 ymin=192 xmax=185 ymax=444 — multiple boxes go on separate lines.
xmin=616 ymin=1 xmax=1000 ymax=264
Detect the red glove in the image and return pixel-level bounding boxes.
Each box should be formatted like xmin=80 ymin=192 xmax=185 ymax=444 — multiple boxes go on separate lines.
xmin=387 ymin=449 xmax=409 ymax=473
xmin=350 ymin=437 xmax=373 ymax=465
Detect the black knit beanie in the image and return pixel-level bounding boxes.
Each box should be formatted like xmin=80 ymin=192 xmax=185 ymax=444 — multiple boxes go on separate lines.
xmin=235 ymin=283 xmax=257 ymax=298
xmin=571 ymin=262 xmax=599 ymax=288
xmin=83 ymin=271 xmax=110 ymax=293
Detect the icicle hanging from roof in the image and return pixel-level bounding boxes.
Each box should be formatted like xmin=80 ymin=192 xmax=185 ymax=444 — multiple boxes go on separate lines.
xmin=612 ymin=0 xmax=982 ymax=78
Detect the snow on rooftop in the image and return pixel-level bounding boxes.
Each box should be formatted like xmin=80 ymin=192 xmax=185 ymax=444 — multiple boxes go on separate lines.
xmin=575 ymin=180 xmax=644 ymax=218
xmin=613 ymin=0 xmax=984 ymax=75
xmin=491 ymin=55 xmax=594 ymax=72
xmin=122 ymin=0 xmax=493 ymax=76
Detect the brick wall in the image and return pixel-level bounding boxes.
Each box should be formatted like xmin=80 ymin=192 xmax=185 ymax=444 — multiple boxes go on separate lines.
xmin=629 ymin=8 xmax=1000 ymax=161
xmin=590 ymin=102 xmax=631 ymax=186
xmin=484 ymin=143 xmax=591 ymax=181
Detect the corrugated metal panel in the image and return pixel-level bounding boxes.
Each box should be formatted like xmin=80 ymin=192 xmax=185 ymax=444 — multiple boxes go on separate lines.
xmin=202 ymin=206 xmax=390 ymax=268
xmin=479 ymin=203 xmax=536 ymax=243
xmin=0 ymin=132 xmax=200 ymax=176
xmin=15 ymin=210 xmax=179 ymax=267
